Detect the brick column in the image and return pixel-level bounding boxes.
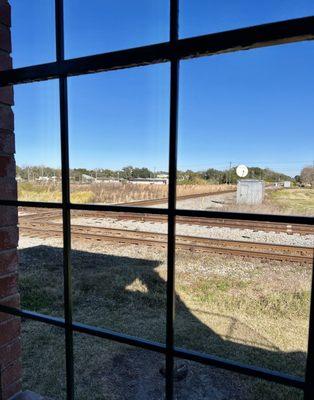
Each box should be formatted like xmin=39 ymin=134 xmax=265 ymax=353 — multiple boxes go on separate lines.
xmin=0 ymin=1 xmax=22 ymax=399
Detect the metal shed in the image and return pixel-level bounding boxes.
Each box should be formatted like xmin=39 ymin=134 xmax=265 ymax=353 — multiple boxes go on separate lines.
xmin=236 ymin=179 xmax=265 ymax=205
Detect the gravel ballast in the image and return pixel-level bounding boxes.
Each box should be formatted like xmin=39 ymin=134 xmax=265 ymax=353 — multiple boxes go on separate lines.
xmin=70 ymin=216 xmax=314 ymax=247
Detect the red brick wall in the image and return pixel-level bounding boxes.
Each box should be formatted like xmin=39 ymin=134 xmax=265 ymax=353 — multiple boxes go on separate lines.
xmin=0 ymin=1 xmax=21 ymax=399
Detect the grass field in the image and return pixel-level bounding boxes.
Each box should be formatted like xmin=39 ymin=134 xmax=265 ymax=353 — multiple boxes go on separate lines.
xmin=17 ymin=182 xmax=234 ymax=204
xmin=18 ymin=238 xmax=310 ymax=399
xmin=268 ymin=188 xmax=314 ymax=215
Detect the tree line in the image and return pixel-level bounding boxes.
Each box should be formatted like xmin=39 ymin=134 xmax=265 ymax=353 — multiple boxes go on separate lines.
xmin=15 ymin=164 xmax=308 ymax=185
xmin=298 ymin=166 xmax=314 ymax=186
xmin=179 ymin=167 xmax=293 ymax=184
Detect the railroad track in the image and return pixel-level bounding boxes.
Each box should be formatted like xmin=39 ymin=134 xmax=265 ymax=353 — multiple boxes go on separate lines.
xmin=18 ymin=189 xmax=236 ymax=218
xmin=116 ymin=188 xmax=236 ymax=207
xmin=20 ymin=221 xmax=313 ymax=264
xmin=19 ymin=209 xmax=314 ymax=236
xmin=72 ymin=212 xmax=314 ymax=236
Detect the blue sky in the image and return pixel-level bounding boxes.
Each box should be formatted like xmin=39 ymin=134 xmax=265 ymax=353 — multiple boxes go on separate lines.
xmin=10 ymin=1 xmax=314 ymax=177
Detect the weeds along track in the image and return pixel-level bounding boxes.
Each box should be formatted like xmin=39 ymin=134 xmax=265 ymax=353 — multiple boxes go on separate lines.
xmin=20 ymin=220 xmax=313 ymax=264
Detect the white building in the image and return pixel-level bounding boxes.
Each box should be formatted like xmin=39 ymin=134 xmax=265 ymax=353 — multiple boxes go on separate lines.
xmin=129 ymin=178 xmax=168 ymax=185
xmin=284 ymin=181 xmax=291 ymax=188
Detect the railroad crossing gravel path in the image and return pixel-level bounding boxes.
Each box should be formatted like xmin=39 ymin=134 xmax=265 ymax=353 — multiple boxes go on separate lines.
xmin=149 ymin=191 xmax=236 ymax=209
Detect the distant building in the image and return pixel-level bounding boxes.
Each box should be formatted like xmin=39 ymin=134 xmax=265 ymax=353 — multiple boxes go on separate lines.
xmin=237 ymin=179 xmax=265 ymax=205
xmin=129 ymin=178 xmax=168 ymax=185
xmin=95 ymin=177 xmax=120 ymax=184
xmin=82 ymin=174 xmax=95 ymax=183
xmin=36 ymin=176 xmax=50 ymax=182
xmin=157 ymin=174 xmax=169 ymax=180
xmin=284 ymin=181 xmax=291 ymax=188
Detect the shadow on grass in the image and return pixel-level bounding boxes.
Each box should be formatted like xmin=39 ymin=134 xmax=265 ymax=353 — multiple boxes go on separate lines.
xmin=18 ymin=245 xmax=306 ymax=400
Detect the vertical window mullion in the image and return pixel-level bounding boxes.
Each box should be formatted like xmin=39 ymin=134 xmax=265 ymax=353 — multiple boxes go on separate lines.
xmin=55 ymin=1 xmax=74 ymax=399
xmin=166 ymin=1 xmax=179 ymax=399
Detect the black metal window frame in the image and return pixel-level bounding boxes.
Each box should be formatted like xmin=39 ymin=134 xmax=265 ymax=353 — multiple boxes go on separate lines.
xmin=0 ymin=1 xmax=314 ymax=399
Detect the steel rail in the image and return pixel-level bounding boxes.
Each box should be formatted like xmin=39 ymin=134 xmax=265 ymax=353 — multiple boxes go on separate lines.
xmin=20 ymin=224 xmax=313 ymax=263
xmin=116 ymin=188 xmax=236 ymax=206
xmin=69 ymin=211 xmax=314 ymax=235
xmin=18 ymin=208 xmax=314 ymax=235
xmin=21 ymin=220 xmax=314 ymax=253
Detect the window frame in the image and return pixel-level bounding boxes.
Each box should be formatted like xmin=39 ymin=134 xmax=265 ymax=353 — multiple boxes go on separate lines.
xmin=0 ymin=1 xmax=314 ymax=399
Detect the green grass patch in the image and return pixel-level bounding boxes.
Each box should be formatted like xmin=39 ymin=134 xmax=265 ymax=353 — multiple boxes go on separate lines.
xmin=269 ymin=188 xmax=314 ymax=214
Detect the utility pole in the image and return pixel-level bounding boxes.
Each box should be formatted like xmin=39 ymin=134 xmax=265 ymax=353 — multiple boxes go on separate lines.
xmin=227 ymin=161 xmax=232 ymax=184
xmin=229 ymin=161 xmax=232 ymax=184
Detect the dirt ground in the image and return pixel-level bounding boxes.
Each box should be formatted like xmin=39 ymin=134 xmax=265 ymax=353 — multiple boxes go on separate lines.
xmin=18 ymin=234 xmax=310 ymax=400
xmin=175 ymin=187 xmax=314 ymax=217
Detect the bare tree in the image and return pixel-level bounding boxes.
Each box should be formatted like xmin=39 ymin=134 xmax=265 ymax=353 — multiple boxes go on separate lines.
xmin=300 ymin=166 xmax=314 ymax=186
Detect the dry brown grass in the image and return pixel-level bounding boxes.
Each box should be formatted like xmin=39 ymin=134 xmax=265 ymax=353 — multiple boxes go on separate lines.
xmin=19 ymin=236 xmax=309 ymax=399
xmin=80 ymin=182 xmax=234 ymax=204
xmin=18 ymin=181 xmax=234 ymax=204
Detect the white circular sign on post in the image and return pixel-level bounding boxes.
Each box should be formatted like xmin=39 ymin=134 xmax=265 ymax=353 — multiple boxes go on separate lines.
xmin=236 ymin=164 xmax=248 ymax=178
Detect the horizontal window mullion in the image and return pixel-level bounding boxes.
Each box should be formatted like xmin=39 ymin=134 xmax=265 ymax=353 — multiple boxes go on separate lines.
xmin=174 ymin=347 xmax=305 ymax=390
xmin=72 ymin=323 xmax=305 ymax=390
xmin=1 ymin=16 xmax=313 ymax=86
xmin=0 ymin=304 xmax=65 ymax=328
xmin=0 ymin=304 xmax=305 ymax=390
xmin=0 ymin=304 xmax=165 ymax=353
xmin=0 ymin=199 xmax=313 ymax=224
xmin=175 ymin=209 xmax=314 ymax=225
xmin=0 ymin=199 xmax=64 ymax=209
xmin=72 ymin=321 xmax=165 ymax=354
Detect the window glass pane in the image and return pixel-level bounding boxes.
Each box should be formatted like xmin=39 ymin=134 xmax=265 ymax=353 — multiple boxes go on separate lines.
xmin=64 ymin=0 xmax=169 ymax=59
xmin=11 ymin=0 xmax=56 ymax=68
xmin=74 ymin=334 xmax=165 ymax=400
xmin=18 ymin=206 xmax=64 ymax=317
xmin=178 ymin=42 xmax=314 ymax=217
xmin=175 ymin=218 xmax=312 ymax=378
xmin=14 ymin=80 xmax=61 ymax=203
xmin=68 ymin=64 xmax=169 ymax=207
xmin=175 ymin=42 xmax=314 ymax=380
xmin=180 ymin=0 xmax=314 ymax=38
xmin=22 ymin=321 xmax=66 ymax=399
xmin=71 ymin=210 xmax=167 ymax=343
